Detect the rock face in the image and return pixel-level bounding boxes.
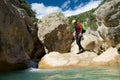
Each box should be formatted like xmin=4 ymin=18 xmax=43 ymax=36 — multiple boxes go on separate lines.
xmin=95 ymin=0 xmax=120 ymax=47
xmin=37 ymin=12 xmax=72 ymax=53
xmin=93 ymin=47 xmax=120 ymax=66
xmin=0 ymin=0 xmax=45 ymax=72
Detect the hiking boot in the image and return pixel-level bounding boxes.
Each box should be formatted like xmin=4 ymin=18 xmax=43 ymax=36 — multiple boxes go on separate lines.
xmin=77 ymin=49 xmax=85 ymax=54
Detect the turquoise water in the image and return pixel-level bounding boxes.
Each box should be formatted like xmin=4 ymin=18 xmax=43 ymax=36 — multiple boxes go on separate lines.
xmin=0 ymin=66 xmax=120 ymax=80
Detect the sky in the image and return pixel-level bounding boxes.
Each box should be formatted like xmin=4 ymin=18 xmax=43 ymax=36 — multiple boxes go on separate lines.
xmin=26 ymin=0 xmax=102 ymax=19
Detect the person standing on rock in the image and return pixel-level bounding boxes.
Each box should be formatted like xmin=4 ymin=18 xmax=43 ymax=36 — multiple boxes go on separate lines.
xmin=72 ymin=19 xmax=85 ymax=54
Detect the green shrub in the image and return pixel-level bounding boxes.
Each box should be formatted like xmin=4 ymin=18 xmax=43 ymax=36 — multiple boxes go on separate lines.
xmin=18 ymin=0 xmax=38 ymax=22
xmin=68 ymin=9 xmax=97 ymax=32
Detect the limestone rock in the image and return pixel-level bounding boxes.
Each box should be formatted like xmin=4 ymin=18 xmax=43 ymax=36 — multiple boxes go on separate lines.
xmin=76 ymin=51 xmax=98 ymax=67
xmin=70 ymin=41 xmax=79 ymax=54
xmin=81 ymin=33 xmax=102 ymax=54
xmin=86 ymin=27 xmax=103 ymax=41
xmin=38 ymin=0 xmax=120 ymax=69
xmin=95 ymin=0 xmax=120 ymax=47
xmin=93 ymin=47 xmax=120 ymax=66
xmin=95 ymin=0 xmax=120 ymax=27
xmin=39 ymin=52 xmax=69 ymax=68
xmin=38 ymin=51 xmax=97 ymax=69
xmin=37 ymin=12 xmax=72 ymax=53
xmin=38 ymin=47 xmax=120 ymax=69
xmin=18 ymin=8 xmax=46 ymax=60
xmin=0 ymin=0 xmax=45 ymax=72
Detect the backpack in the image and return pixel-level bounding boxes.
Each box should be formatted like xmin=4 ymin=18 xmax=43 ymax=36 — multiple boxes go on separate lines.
xmin=81 ymin=23 xmax=87 ymax=33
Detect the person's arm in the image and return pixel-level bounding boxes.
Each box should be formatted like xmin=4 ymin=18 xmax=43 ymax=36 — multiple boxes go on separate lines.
xmin=73 ymin=31 xmax=76 ymax=40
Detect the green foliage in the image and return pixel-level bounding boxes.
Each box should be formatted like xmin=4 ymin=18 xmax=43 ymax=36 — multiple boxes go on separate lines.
xmin=68 ymin=0 xmax=113 ymax=33
xmin=18 ymin=0 xmax=38 ymax=22
xmin=68 ymin=9 xmax=97 ymax=32
xmin=100 ymin=0 xmax=112 ymax=5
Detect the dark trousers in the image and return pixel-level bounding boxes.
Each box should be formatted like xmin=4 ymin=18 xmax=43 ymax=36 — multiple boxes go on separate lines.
xmin=76 ymin=35 xmax=84 ymax=51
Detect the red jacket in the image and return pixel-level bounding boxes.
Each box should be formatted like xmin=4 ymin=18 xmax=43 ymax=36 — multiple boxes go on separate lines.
xmin=77 ymin=23 xmax=82 ymax=32
xmin=75 ymin=23 xmax=82 ymax=36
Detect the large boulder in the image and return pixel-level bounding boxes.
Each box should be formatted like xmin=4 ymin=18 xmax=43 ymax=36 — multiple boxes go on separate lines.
xmin=71 ymin=30 xmax=104 ymax=55
xmin=38 ymin=44 xmax=120 ymax=69
xmin=95 ymin=0 xmax=120 ymax=47
xmin=93 ymin=47 xmax=120 ymax=66
xmin=70 ymin=41 xmax=79 ymax=54
xmin=81 ymin=33 xmax=102 ymax=54
xmin=38 ymin=51 xmax=97 ymax=69
xmin=37 ymin=12 xmax=72 ymax=53
xmin=0 ymin=0 xmax=45 ymax=72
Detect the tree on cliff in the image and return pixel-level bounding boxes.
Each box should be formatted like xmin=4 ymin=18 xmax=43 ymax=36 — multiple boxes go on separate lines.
xmin=18 ymin=0 xmax=38 ymax=22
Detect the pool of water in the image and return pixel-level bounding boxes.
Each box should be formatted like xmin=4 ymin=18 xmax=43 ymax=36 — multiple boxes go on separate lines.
xmin=0 ymin=66 xmax=120 ymax=80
